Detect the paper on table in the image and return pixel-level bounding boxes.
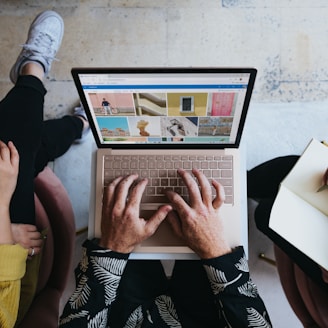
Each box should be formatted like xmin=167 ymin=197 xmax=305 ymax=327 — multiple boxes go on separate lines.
xmin=281 ymin=138 xmax=328 ymax=216
xmin=269 ymin=138 xmax=328 ymax=270
xmin=270 ymin=185 xmax=328 ymax=270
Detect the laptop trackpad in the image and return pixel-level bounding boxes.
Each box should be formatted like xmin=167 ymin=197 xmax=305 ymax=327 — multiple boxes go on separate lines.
xmin=140 ymin=210 xmax=186 ymax=247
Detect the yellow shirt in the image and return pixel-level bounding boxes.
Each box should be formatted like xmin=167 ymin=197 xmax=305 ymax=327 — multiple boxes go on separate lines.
xmin=0 ymin=244 xmax=28 ymax=328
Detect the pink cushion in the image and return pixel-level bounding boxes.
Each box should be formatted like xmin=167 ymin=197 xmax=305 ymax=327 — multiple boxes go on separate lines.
xmin=274 ymin=245 xmax=328 ymax=327
xmin=34 ymin=194 xmax=54 ymax=294
xmin=33 ymin=166 xmax=75 ymax=293
xmin=19 ymin=167 xmax=75 ymax=328
xmin=294 ymin=265 xmax=328 ymax=327
xmin=322 ymin=269 xmax=328 ymax=284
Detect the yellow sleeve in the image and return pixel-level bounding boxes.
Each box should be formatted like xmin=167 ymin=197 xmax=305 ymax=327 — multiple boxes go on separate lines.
xmin=0 ymin=244 xmax=28 ymax=328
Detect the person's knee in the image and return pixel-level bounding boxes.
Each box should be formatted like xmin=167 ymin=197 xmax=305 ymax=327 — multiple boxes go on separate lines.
xmin=253 ymin=199 xmax=273 ymax=234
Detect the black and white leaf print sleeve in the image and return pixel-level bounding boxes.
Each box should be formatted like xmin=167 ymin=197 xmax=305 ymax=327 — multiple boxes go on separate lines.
xmin=202 ymin=246 xmax=272 ymax=328
xmin=59 ymin=240 xmax=129 ymax=327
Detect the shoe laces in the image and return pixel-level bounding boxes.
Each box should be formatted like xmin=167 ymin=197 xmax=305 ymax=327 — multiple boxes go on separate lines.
xmin=21 ymin=31 xmax=59 ymax=63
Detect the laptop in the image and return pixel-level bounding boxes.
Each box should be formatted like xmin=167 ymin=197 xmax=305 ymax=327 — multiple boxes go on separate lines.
xmin=71 ymin=67 xmax=257 ymax=259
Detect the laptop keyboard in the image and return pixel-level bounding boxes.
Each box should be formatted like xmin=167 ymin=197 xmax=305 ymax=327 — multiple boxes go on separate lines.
xmin=103 ymin=154 xmax=233 ymax=204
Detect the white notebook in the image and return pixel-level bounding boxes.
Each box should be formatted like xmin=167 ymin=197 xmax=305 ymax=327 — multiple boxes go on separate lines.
xmin=269 ymin=138 xmax=328 ymax=270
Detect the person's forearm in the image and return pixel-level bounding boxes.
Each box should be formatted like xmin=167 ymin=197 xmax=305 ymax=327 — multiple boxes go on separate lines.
xmin=59 ymin=240 xmax=129 ymax=327
xmin=0 ymin=206 xmax=14 ymax=245
xmin=202 ymin=246 xmax=272 ymax=327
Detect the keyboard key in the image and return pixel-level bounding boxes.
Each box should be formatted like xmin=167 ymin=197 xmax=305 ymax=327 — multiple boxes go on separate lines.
xmin=103 ymin=154 xmax=234 ymax=204
xmin=141 ymin=195 xmax=169 ymax=204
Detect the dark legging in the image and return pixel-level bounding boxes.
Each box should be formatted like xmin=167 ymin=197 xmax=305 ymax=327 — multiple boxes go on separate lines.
xmin=0 ymin=75 xmax=83 ymax=225
xmin=109 ymin=260 xmax=220 ymax=327
xmin=247 ymin=155 xmax=328 ymax=290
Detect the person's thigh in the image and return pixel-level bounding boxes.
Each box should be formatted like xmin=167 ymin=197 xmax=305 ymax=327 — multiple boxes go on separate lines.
xmin=247 ymin=155 xmax=299 ymax=198
xmin=0 ymin=76 xmax=45 ymax=224
xmin=109 ymin=260 xmax=169 ymax=326
xmin=34 ymin=116 xmax=82 ymax=175
xmin=169 ymin=260 xmax=220 ymax=327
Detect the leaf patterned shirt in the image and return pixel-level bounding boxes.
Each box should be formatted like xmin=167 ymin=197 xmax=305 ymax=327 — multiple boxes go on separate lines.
xmin=60 ymin=240 xmax=272 ymax=327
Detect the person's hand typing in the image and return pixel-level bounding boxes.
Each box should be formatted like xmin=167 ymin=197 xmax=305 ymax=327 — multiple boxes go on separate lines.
xmin=99 ymin=174 xmax=172 ymax=253
xmin=166 ymin=169 xmax=231 ymax=259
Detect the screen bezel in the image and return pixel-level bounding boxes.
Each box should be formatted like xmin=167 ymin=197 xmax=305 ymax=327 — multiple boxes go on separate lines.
xmin=71 ymin=67 xmax=257 ymax=149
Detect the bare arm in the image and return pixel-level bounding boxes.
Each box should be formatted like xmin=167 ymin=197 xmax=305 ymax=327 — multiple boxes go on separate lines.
xmin=0 ymin=141 xmax=29 ymax=328
xmin=0 ymin=141 xmax=19 ymax=245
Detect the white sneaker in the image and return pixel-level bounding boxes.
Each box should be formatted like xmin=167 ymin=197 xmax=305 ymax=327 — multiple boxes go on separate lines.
xmin=10 ymin=10 xmax=64 ymax=83
xmin=73 ymin=103 xmax=90 ymax=143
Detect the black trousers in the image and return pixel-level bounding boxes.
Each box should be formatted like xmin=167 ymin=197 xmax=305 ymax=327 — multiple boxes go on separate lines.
xmin=109 ymin=260 xmax=220 ymax=327
xmin=247 ymin=155 xmax=328 ymax=290
xmin=0 ymin=75 xmax=83 ymax=224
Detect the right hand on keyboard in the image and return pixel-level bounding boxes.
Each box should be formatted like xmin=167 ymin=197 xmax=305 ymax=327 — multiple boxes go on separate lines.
xmin=165 ymin=168 xmax=232 ymax=259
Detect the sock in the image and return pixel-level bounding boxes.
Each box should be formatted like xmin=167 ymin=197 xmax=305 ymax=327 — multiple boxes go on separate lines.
xmin=19 ymin=60 xmax=45 ymax=75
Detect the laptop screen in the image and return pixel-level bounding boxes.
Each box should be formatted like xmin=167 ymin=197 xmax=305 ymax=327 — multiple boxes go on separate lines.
xmin=71 ymin=67 xmax=257 ymax=149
